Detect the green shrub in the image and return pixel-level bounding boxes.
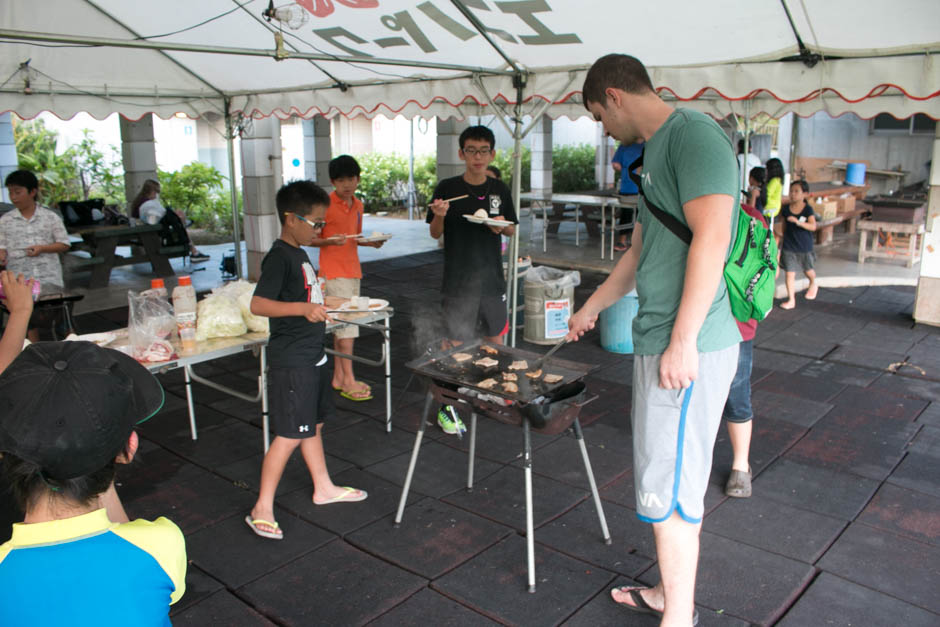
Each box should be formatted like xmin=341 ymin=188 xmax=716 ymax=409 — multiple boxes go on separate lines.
xmin=157 ymin=162 xmax=229 ymax=229
xmin=551 ymin=144 xmax=596 ymax=192
xmin=355 ymin=153 xmax=436 ymax=212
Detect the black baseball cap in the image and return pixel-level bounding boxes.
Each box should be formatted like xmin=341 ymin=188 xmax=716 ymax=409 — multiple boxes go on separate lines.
xmin=0 ymin=341 xmax=164 ymax=481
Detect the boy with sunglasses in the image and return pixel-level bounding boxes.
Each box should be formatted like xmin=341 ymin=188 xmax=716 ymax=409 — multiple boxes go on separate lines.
xmin=246 ymin=180 xmax=367 ymax=540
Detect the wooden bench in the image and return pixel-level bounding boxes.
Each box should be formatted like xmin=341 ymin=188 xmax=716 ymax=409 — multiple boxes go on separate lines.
xmin=857 ymin=220 xmax=926 ymax=268
xmin=814 ymin=206 xmax=871 ymax=246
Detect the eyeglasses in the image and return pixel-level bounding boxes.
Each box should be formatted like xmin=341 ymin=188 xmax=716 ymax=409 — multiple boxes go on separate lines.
xmin=462 ymin=148 xmax=492 ymax=157
xmin=293 ymin=213 xmax=326 ymax=229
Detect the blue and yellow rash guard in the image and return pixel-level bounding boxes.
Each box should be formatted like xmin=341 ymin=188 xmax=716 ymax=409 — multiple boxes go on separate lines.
xmin=0 ymin=509 xmax=186 ymax=626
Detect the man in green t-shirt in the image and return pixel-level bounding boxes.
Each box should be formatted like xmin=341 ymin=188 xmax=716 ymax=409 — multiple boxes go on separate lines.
xmin=568 ymin=54 xmax=740 ymax=626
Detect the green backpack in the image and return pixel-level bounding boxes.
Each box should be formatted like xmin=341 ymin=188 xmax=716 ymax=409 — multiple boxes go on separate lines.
xmin=628 ymin=153 xmax=778 ymax=322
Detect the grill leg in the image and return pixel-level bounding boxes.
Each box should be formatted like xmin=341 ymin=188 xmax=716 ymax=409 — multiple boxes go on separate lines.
xmin=573 ymin=419 xmax=611 ymax=544
xmin=394 ymin=391 xmax=433 ymax=526
xmin=467 ymin=412 xmax=477 ymax=491
xmin=523 ymin=419 xmax=536 ymax=593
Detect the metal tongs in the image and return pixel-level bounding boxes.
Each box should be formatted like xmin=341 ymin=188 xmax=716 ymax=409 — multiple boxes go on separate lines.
xmin=531 ymin=337 xmax=570 ymax=371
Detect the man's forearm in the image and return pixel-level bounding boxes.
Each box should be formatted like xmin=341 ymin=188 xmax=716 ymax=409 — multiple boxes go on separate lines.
xmin=672 ymin=231 xmax=728 ymax=344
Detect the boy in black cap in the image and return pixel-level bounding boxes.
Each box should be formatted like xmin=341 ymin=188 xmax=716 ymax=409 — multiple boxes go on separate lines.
xmin=0 ymin=341 xmax=186 ymax=626
xmin=246 ymin=180 xmax=367 ymax=541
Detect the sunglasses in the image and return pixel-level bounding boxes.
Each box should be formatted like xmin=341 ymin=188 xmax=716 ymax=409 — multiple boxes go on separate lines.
xmin=293 ymin=213 xmax=326 ymax=229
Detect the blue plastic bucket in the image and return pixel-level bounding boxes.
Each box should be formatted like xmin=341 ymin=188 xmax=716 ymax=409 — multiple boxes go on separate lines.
xmin=845 ymin=162 xmax=866 ymax=186
xmin=599 ymin=291 xmax=638 ymax=354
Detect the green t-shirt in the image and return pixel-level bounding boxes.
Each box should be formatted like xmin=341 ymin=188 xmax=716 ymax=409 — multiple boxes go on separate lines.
xmin=632 ymin=108 xmax=741 ymax=355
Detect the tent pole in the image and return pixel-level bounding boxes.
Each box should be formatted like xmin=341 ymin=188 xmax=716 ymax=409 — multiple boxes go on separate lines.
xmin=509 ymin=75 xmax=525 ymax=347
xmin=743 ymin=99 xmax=751 ymax=191
xmin=224 ymin=103 xmax=244 ymax=279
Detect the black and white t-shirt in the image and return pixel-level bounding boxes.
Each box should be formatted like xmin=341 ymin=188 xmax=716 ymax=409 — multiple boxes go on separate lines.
xmin=427 ymin=175 xmax=517 ymax=297
xmin=253 ymin=239 xmax=326 ymax=368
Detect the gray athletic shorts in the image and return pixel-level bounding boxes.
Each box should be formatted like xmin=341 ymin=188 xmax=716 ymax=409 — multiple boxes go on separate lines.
xmin=632 ymin=344 xmax=739 ymax=523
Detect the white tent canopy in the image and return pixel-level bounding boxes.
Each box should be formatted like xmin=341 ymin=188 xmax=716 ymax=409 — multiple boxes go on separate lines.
xmin=2 ymin=0 xmax=938 ymax=122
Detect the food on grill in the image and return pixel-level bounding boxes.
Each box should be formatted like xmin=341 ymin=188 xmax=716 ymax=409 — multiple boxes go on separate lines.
xmin=508 ymin=360 xmax=528 ymax=370
xmin=543 ymin=373 xmax=563 ymax=384
xmin=480 ymin=345 xmax=498 ymax=355
xmin=477 ymin=378 xmax=498 ymax=389
xmin=452 ymin=352 xmax=473 ymax=363
xmin=501 ymin=372 xmax=518 ymax=381
xmin=473 ymin=208 xmax=488 ymax=219
xmin=474 ymin=356 xmax=499 ymax=368
xmin=502 ymin=381 xmax=518 ymax=393
xmin=526 ymin=369 xmax=543 ymax=379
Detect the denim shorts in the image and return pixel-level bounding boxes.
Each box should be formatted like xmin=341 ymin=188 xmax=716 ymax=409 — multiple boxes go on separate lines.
xmin=722 ymin=340 xmax=753 ymax=423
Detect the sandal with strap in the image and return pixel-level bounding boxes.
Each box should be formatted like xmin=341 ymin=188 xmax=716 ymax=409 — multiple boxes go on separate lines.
xmin=245 ymin=515 xmax=283 ymax=540
xmin=612 ymin=586 xmax=699 ymax=626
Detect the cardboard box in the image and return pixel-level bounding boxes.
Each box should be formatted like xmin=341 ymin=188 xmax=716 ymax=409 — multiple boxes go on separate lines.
xmin=814 ymin=198 xmax=838 ymax=220
xmin=836 ymin=195 xmax=856 ymax=214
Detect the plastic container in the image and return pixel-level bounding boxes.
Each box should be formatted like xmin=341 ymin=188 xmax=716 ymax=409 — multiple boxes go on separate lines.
xmin=845 ymin=162 xmax=866 ymax=186
xmin=172 ymin=276 xmax=197 ymax=351
xmin=147 ymin=278 xmax=168 ymax=300
xmin=523 ymin=266 xmax=579 ymax=345
xmin=599 ymin=291 xmax=639 ymax=354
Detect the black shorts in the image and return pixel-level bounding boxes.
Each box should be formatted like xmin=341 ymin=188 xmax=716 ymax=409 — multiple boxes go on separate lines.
xmin=442 ymin=292 xmax=508 ymax=341
xmin=268 ymin=362 xmax=333 ymax=438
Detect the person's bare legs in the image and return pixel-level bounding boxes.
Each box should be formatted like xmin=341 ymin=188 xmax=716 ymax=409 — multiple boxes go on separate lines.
xmin=612 ymin=512 xmax=700 ymax=626
xmin=804 ymin=268 xmax=818 ymax=300
xmin=301 ymin=423 xmax=365 ymax=503
xmin=250 ymin=436 xmax=301 ymax=535
xmin=331 ymin=337 xmax=369 ymax=396
xmin=780 ymin=271 xmax=796 ymax=309
xmin=727 ymin=420 xmax=752 ymax=472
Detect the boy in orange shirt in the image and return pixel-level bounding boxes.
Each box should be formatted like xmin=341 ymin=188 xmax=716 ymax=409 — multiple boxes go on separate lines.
xmin=312 ymin=155 xmax=384 ymax=401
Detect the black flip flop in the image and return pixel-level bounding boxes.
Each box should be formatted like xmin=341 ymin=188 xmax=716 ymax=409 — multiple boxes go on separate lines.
xmin=612 ymin=586 xmax=699 ymax=626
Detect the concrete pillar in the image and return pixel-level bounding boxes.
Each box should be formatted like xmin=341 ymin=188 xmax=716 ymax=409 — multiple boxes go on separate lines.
xmin=303 ymin=116 xmax=332 ymax=189
xmin=914 ymin=122 xmax=940 ymax=325
xmin=436 ymin=118 xmax=470 ymax=181
xmin=120 ymin=115 xmax=159 ymax=205
xmin=529 ymin=116 xmax=552 ymax=195
xmin=241 ymin=117 xmax=283 ymax=281
xmin=594 ymin=125 xmax=615 ymax=190
xmin=195 ymin=113 xmax=228 ymax=178
xmin=0 ymin=113 xmax=17 ymax=203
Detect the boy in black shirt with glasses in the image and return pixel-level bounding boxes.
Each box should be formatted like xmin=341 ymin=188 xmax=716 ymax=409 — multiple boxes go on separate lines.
xmin=427 ymin=125 xmax=518 ymax=435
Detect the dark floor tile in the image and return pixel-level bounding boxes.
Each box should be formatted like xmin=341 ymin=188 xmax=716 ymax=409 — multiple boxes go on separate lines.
xmin=825 ymin=344 xmax=908 ymax=370
xmin=756 ymin=331 xmax=837 ymax=359
xmin=138 ymin=404 xmax=231 ymax=442
xmin=639 ymin=531 xmax=814 ymax=625
xmin=432 ymin=535 xmax=614 ymax=627
xmin=753 ymin=372 xmax=845 ymax=403
xmin=167 ymin=371 xmax=260 ymax=406
xmin=750 ymin=389 xmax=833 ymax=427
xmin=828 ymin=385 xmax=929 ymax=421
xmin=438 ymin=417 xmax=561 ymax=464
xmin=909 ymin=425 xmax=940 ymax=457
xmin=784 ymin=420 xmax=918 ymax=480
xmin=141 ymin=418 xmax=264 ymax=469
xmin=857 ymin=483 xmax=940 ymax=547
xmin=279 ymin=467 xmax=420 ymax=536
xmin=754 ymin=458 xmax=879 ymax=520
xmin=796 ymin=359 xmax=882 ymax=387
xmin=536 ymin=499 xmax=655 ymax=578
xmin=364 ymin=440 xmax=502 ymax=498
xmin=590 ymin=359 xmax=634 ymax=385
xmin=213 ymin=451 xmax=354 ymax=497
xmin=916 ymin=402 xmax=940 ymax=426
xmin=239 ymin=541 xmax=426 ymax=626
xmin=168 ymin=564 xmax=225 ymax=615
xmin=172 ymin=590 xmax=276 ymax=626
xmin=778 ymin=572 xmax=940 ymax=627
xmin=187 ymin=509 xmax=337 ymax=588
xmin=888 ymin=453 xmax=940 ymax=499
xmin=838 ymin=321 xmax=925 ymax=354
xmin=517 ymin=423 xmax=632 ymax=491
xmin=442 ymin=465 xmax=587 ymax=533
xmin=870 ymin=373 xmax=940 ymax=402
xmin=705 ymin=494 xmax=846 ymax=563
xmin=711 ymin=416 xmax=807 ymax=480
xmin=818 ymin=523 xmax=940 ymax=614
xmin=366 ymin=588 xmax=500 ymax=626
xmin=347 ymin=499 xmax=513 ymax=579
xmin=323 ymin=420 xmax=420 ymax=467
xmin=207 ymin=395 xmax=264 ymax=425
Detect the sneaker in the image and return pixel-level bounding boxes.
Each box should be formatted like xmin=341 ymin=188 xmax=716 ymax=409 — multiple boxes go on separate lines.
xmin=190 ymin=252 xmax=210 ymax=263
xmin=437 ymin=405 xmax=466 ymax=436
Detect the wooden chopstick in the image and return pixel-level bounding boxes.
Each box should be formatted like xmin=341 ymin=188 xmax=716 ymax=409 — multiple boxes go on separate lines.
xmin=441 ymin=194 xmax=468 ymax=203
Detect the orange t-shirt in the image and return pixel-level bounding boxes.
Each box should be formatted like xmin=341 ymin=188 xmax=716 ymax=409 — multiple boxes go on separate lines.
xmin=319 ymin=191 xmax=363 ymax=279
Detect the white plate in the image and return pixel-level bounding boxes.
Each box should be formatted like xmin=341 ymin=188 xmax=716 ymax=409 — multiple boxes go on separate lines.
xmin=355 ymin=233 xmax=393 ymax=243
xmin=64 ymin=331 xmax=117 ymax=347
xmin=463 ymin=214 xmax=512 ymax=227
xmin=337 ymin=298 xmax=390 ymax=312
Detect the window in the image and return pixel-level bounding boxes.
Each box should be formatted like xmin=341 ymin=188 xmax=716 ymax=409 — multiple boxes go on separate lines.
xmin=871 ymin=113 xmax=936 ymax=135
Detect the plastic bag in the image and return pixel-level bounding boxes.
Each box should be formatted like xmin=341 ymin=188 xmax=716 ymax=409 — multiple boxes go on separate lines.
xmin=128 ymin=290 xmax=177 ymax=362
xmin=195 ymin=292 xmax=247 ymax=341
xmin=524 ymin=266 xmax=581 ymax=289
xmin=212 ymin=280 xmax=268 ymax=333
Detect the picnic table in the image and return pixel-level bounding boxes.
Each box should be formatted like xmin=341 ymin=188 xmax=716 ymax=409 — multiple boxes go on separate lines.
xmin=68 ymin=223 xmax=176 ymax=288
xmin=520 ymin=192 xmax=637 ymax=259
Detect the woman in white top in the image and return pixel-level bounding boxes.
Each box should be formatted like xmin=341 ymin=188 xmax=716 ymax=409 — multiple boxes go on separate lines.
xmin=129 ymin=180 xmax=209 ymax=262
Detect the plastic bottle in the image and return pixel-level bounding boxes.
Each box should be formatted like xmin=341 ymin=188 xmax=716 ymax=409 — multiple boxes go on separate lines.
xmin=149 ymin=278 xmax=168 ymax=299
xmin=172 ymin=276 xmax=197 ymax=351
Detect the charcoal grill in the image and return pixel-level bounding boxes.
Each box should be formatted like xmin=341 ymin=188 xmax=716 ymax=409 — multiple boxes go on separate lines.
xmin=393 ymin=340 xmax=611 ymax=593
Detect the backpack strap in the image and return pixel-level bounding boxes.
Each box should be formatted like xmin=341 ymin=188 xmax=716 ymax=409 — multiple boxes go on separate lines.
xmin=628 ymin=149 xmax=693 ymax=246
